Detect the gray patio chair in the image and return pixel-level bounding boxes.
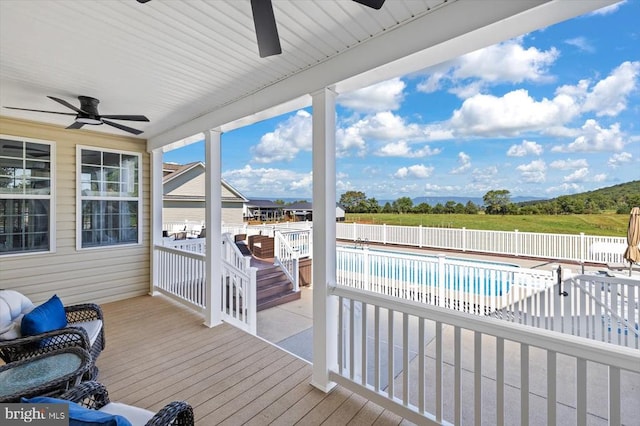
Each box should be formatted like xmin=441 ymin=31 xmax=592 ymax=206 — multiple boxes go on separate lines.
xmin=0 ymin=290 xmax=104 ymax=378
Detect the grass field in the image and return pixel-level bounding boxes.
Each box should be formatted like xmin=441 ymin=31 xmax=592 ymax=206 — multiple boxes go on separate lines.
xmin=344 ymin=213 xmax=629 ymax=237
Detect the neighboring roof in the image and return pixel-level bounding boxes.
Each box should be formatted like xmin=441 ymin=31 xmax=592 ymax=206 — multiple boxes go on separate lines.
xmin=162 ymin=162 xmax=248 ymax=202
xmin=246 ymin=199 xmax=283 ymax=209
xmin=284 ymin=202 xmax=313 ymax=211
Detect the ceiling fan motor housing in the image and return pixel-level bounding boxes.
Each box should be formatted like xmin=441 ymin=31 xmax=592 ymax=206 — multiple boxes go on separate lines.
xmin=77 ymin=96 xmax=102 ymax=124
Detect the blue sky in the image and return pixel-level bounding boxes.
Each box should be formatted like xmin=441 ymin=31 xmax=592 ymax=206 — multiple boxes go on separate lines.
xmin=165 ymin=1 xmax=639 ymax=201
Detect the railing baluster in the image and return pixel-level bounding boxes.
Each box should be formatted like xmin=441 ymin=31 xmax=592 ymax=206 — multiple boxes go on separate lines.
xmin=609 ymin=366 xmax=621 ymax=425
xmin=497 ymin=337 xmax=504 ymax=426
xmin=388 ymin=308 xmax=394 ymax=399
xmin=454 ymin=326 xmax=462 ymax=426
xmin=547 ymin=351 xmax=556 ymax=425
xmin=402 ymin=312 xmax=409 ymax=406
xmin=577 ymin=358 xmax=587 ymax=426
xmin=474 ymin=331 xmax=482 ymax=426
xmin=436 ymin=320 xmax=443 ymax=423
xmin=521 ymin=343 xmax=529 ymax=426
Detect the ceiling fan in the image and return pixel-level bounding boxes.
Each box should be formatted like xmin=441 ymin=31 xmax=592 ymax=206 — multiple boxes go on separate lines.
xmin=136 ymin=0 xmax=386 ymax=58
xmin=4 ymin=96 xmax=150 ymax=135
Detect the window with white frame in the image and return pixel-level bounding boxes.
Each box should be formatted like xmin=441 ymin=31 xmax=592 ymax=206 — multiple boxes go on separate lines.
xmin=0 ymin=136 xmax=54 ymax=255
xmin=77 ymin=146 xmax=141 ymax=249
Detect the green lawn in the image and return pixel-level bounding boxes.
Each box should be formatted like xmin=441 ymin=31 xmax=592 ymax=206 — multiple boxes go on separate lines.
xmin=344 ymin=213 xmax=629 ymax=237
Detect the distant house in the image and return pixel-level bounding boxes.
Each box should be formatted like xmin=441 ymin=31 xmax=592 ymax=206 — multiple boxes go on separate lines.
xmin=282 ymin=202 xmax=345 ymax=222
xmin=163 ymin=162 xmax=248 ymax=225
xmin=244 ymin=199 xmax=284 ymax=222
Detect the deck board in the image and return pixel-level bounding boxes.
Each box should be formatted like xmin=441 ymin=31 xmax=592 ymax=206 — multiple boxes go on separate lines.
xmin=97 ymin=295 xmax=410 ymax=425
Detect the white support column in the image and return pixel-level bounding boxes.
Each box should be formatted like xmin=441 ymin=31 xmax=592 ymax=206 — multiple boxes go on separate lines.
xmin=311 ymin=88 xmax=338 ymax=392
xmin=150 ymin=149 xmax=163 ymax=296
xmin=204 ymin=129 xmax=223 ymax=328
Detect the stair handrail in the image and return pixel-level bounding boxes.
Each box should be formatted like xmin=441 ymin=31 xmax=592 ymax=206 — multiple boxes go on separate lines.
xmin=274 ymin=231 xmax=299 ymax=292
xmin=568 ymin=275 xmax=639 ymax=339
xmin=222 ymin=232 xmax=251 ymax=272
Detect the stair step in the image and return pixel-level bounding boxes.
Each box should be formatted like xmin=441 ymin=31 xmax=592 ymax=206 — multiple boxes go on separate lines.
xmin=257 ymin=290 xmax=301 ymax=311
xmin=258 ymin=281 xmax=293 ymax=299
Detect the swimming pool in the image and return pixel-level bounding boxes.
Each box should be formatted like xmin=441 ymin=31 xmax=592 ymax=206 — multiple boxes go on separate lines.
xmin=337 ymin=246 xmax=526 ymax=297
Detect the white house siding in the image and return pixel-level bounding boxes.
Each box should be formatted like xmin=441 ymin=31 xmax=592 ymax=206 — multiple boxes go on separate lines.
xmin=163 ymin=201 xmax=243 ymax=225
xmin=0 ymin=117 xmax=150 ymax=306
xmin=222 ymin=202 xmax=243 ymax=224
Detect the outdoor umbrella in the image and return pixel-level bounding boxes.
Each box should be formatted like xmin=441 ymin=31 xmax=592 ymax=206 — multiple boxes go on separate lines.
xmin=623 ymin=206 xmax=640 ymax=276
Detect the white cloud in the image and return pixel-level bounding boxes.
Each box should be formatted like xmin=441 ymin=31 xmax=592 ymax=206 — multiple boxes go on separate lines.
xmin=592 ymin=173 xmax=607 ymax=182
xmin=516 ymin=160 xmax=547 ymax=183
xmin=449 ymin=89 xmax=579 ymax=136
xmin=545 ymin=183 xmax=583 ymax=194
xmin=549 ymin=158 xmax=589 ymax=170
xmin=355 ymin=111 xmax=429 ymax=141
xmin=450 ymin=152 xmax=471 ymax=174
xmin=394 ymin=164 xmax=434 ymax=179
xmin=608 ymin=152 xmax=633 ymax=167
xmin=417 ymin=38 xmax=559 ymax=98
xmin=423 ymin=183 xmax=461 ymax=193
xmin=471 ymin=166 xmax=499 ymax=184
xmin=551 ymin=119 xmax=625 ymax=153
xmin=507 ymin=140 xmax=543 ymax=157
xmin=589 ymin=0 xmax=626 ymax=15
xmin=250 ymin=110 xmax=311 ymax=163
xmin=338 ymin=78 xmax=406 ymax=112
xmin=222 ymin=165 xmax=312 ymax=195
xmin=375 ymin=141 xmax=441 ymax=157
xmin=563 ymin=167 xmax=589 ymax=183
xmin=582 ymin=61 xmax=640 ymax=116
xmin=564 ymin=37 xmax=595 ymax=53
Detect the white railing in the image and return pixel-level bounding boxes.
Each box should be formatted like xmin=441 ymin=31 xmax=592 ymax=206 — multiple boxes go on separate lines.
xmin=163 ymin=221 xmax=204 ymax=238
xmin=336 ymin=247 xmax=556 ymax=316
xmin=155 ymin=245 xmax=206 ymax=311
xmin=153 ymin=234 xmax=258 ymax=334
xmin=163 ymin=237 xmax=206 ymax=253
xmin=221 ymin=257 xmax=257 ymax=335
xmin=277 ymin=229 xmax=311 ymax=258
xmin=337 ymin=222 xmax=633 ymax=265
xmin=330 ymin=285 xmax=640 ymax=425
xmin=491 ymin=273 xmax=639 ymax=349
xmin=274 ymin=232 xmax=300 ymax=292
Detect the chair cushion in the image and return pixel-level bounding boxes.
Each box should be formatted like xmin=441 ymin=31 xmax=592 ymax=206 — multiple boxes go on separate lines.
xmin=21 ymin=294 xmax=68 ymax=336
xmin=73 ymin=319 xmax=103 ymax=346
xmin=0 ymin=290 xmax=34 ymax=325
xmin=100 ymin=402 xmax=155 ymax=426
xmin=22 ymin=396 xmax=132 ymax=426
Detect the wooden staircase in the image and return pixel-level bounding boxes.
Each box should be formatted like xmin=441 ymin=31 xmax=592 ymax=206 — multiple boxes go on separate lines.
xmin=256 ymin=264 xmax=301 ymax=311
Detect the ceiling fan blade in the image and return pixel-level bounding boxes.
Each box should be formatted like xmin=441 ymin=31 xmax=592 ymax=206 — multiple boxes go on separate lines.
xmin=4 ymin=106 xmax=76 ymax=116
xmin=100 ymin=114 xmax=149 ymax=122
xmin=47 ymin=96 xmax=86 ymax=114
xmin=136 ymin=0 xmax=151 ymax=2
xmin=66 ymin=122 xmax=85 ymax=130
xmin=353 ymin=0 xmax=386 ymax=9
xmin=251 ymin=0 xmax=282 ymax=58
xmin=102 ymin=119 xmax=144 ymax=135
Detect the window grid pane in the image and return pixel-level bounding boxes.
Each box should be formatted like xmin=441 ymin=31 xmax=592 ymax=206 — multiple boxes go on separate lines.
xmin=0 ymin=138 xmax=52 ymax=255
xmin=79 ymin=148 xmax=140 ymax=248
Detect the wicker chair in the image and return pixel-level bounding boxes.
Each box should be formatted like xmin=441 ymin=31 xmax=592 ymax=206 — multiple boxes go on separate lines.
xmin=59 ymin=381 xmax=194 ymax=426
xmin=0 ymin=291 xmax=105 ymax=378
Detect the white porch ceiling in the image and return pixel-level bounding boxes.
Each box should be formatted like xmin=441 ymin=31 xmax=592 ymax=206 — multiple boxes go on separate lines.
xmin=0 ymin=0 xmax=617 ymax=151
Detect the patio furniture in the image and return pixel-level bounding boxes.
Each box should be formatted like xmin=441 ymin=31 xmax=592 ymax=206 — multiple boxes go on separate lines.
xmin=54 ymin=380 xmax=194 ymax=426
xmin=0 ymin=347 xmax=91 ymax=402
xmin=0 ymin=290 xmax=105 ymax=376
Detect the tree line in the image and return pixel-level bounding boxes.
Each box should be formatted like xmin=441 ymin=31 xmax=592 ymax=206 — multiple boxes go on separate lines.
xmin=339 ymin=181 xmax=640 ymax=215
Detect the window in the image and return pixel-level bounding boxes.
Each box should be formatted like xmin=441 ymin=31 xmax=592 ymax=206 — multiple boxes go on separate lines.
xmin=0 ymin=136 xmax=55 ymax=255
xmin=77 ymin=146 xmax=141 ymax=249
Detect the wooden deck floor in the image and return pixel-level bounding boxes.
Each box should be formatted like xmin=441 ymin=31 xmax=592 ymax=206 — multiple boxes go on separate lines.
xmin=98 ymin=295 xmax=412 ymax=425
